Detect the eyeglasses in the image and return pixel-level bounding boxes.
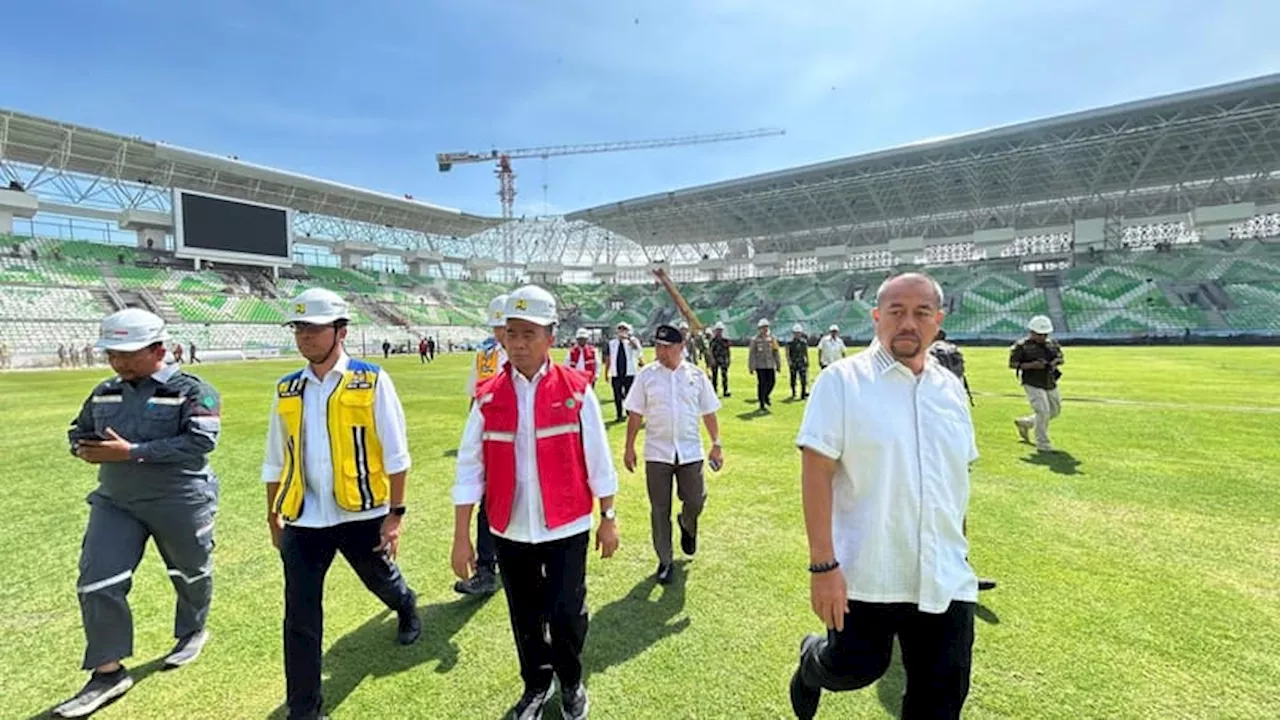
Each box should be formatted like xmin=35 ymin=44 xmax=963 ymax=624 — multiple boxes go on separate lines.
xmin=291 ymin=323 xmax=334 ymax=335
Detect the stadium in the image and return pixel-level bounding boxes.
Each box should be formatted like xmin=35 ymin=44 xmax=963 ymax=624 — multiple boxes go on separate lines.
xmin=3 ymin=70 xmax=1279 ymax=719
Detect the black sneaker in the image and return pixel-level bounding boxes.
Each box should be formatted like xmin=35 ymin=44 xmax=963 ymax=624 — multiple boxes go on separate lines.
xmin=789 ymin=635 xmax=822 ymax=719
xmin=679 ymin=519 xmax=697 ymax=556
xmin=397 ymin=595 xmax=422 ymax=645
xmin=511 ymin=685 xmax=553 ymax=720
xmin=454 ymin=567 xmax=500 ymax=596
xmin=53 ymin=668 xmax=134 ymax=718
xmin=561 ymin=683 xmax=589 ymax=720
xmin=655 ymin=563 xmax=673 ymax=585
xmin=164 ymin=629 xmax=210 ymax=668
xmin=978 ymin=577 xmax=998 ymax=591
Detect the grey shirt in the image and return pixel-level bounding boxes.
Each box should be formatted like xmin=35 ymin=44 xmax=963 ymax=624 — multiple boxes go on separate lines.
xmin=68 ymin=363 xmax=221 ymax=504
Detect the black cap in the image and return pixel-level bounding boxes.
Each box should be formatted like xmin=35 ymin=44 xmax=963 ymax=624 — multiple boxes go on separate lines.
xmin=653 ymin=324 xmax=684 ymax=345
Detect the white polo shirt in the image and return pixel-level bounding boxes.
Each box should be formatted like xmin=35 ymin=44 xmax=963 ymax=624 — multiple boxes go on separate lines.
xmin=453 ymin=361 xmax=619 ymax=544
xmin=261 ymin=352 xmax=412 ymax=529
xmin=796 ymin=341 xmax=979 ymax=614
xmin=623 ymin=359 xmax=720 ymax=464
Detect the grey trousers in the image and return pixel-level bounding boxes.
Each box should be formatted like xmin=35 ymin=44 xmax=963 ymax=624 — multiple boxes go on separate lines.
xmin=76 ymin=490 xmax=217 ymax=669
xmin=645 ymin=460 xmax=706 ymax=565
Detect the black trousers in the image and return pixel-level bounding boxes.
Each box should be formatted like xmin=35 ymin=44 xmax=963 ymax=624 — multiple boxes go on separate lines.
xmin=611 ymin=376 xmax=634 ymax=421
xmin=799 ymin=600 xmax=975 ymax=719
xmin=790 ymin=366 xmax=809 ymax=397
xmin=756 ymin=368 xmax=777 ymax=408
xmin=280 ymin=518 xmax=416 ymax=720
xmin=710 ymin=364 xmax=729 ymax=395
xmin=495 ymin=532 xmax=590 ymax=693
xmin=475 ymin=500 xmax=497 ymax=572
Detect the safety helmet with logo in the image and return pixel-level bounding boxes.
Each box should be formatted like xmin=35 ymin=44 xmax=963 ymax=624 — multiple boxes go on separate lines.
xmin=575 ymin=327 xmax=590 ymax=340
xmin=829 ymin=324 xmax=840 ymax=333
xmin=504 ymin=285 xmax=558 ymax=326
xmin=1028 ymin=315 xmax=1054 ymax=335
xmin=285 ymin=288 xmax=351 ymax=326
xmin=713 ymin=321 xmax=725 ymax=331
xmin=792 ymin=323 xmax=804 ymax=334
xmin=96 ymin=308 xmax=170 ymax=352
xmin=757 ymin=318 xmax=770 ymax=328
xmin=487 ymin=294 xmax=509 ymax=328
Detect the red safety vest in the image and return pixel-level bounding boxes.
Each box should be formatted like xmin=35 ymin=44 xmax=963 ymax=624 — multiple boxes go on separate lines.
xmin=476 ymin=362 xmax=593 ymax=533
xmin=566 ymin=343 xmax=597 ymax=383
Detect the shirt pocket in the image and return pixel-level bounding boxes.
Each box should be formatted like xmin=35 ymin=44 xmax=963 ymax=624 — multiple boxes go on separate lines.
xmin=90 ymin=402 xmax=123 ymax=436
xmin=139 ymin=398 xmax=185 ymax=440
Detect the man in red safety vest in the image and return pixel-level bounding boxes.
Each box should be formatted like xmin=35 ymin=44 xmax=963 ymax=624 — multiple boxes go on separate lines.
xmin=565 ymin=328 xmax=598 ymax=385
xmin=451 ymin=284 xmax=619 ymax=720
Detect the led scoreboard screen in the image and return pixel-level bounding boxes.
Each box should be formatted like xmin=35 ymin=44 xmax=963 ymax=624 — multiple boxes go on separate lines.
xmin=173 ymin=190 xmax=292 ymax=265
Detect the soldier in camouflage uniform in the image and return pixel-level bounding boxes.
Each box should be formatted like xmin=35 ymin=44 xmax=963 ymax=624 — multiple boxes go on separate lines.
xmin=787 ymin=324 xmax=810 ymax=400
xmin=707 ymin=322 xmax=732 ymax=397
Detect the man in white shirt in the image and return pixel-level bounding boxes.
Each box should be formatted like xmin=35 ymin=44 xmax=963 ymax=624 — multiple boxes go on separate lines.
xmin=788 ymin=273 xmax=978 ymax=720
xmin=606 ymin=321 xmax=643 ymax=423
xmin=452 ymin=285 xmax=619 ymax=720
xmin=262 ymin=289 xmax=421 ymax=720
xmin=816 ymin=325 xmax=846 ymax=369
xmin=622 ymin=324 xmax=724 ymax=585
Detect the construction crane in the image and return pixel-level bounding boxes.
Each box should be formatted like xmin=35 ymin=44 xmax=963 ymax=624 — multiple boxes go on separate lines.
xmin=436 ymin=127 xmax=786 ymax=222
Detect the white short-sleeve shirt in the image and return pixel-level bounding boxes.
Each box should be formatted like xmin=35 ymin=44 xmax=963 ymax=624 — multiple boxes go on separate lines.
xmin=624 ymin=360 xmax=720 ymax=464
xmin=795 ymin=342 xmax=979 ymax=613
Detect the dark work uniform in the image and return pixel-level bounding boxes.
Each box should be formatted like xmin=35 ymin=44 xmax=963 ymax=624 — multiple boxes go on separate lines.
xmin=1009 ymin=337 xmax=1064 ymax=450
xmin=787 ymin=337 xmax=810 ymax=399
xmin=66 ymin=365 xmax=221 ymax=670
xmin=708 ymin=335 xmax=731 ymax=396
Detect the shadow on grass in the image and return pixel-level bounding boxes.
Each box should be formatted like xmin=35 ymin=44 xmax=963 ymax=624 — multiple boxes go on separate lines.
xmin=442 ymin=448 xmax=458 ymax=458
xmin=582 ymin=562 xmax=690 ymax=685
xmin=875 ymin=639 xmax=906 ymax=718
xmin=976 ymin=603 xmax=1000 ymax=625
xmin=26 ymin=658 xmax=167 ymax=720
xmin=1019 ymin=450 xmax=1083 ymax=475
xmin=267 ymin=595 xmax=492 ymax=719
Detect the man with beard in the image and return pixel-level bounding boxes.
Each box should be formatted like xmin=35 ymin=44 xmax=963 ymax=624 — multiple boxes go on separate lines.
xmin=788 ymin=273 xmax=979 ymax=720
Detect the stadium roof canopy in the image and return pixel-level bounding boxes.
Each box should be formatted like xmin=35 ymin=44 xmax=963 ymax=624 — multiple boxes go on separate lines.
xmin=0 ymin=109 xmax=503 ymax=238
xmin=567 ymin=73 xmax=1280 ymax=250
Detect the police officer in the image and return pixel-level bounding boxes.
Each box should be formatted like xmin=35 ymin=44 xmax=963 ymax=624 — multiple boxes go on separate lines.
xmin=787 ymin=324 xmax=810 ymax=400
xmin=1009 ymin=315 xmax=1065 ymax=452
xmin=747 ymin=318 xmax=781 ymax=412
xmin=263 ymin=288 xmax=422 ymax=720
xmin=56 ymin=309 xmax=221 ymax=718
xmin=452 ymin=285 xmax=619 ymax=720
xmin=707 ymin=322 xmax=732 ymax=397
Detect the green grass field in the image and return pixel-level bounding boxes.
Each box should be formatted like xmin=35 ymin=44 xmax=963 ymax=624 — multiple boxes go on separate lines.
xmin=2 ymin=347 xmax=1278 ymax=719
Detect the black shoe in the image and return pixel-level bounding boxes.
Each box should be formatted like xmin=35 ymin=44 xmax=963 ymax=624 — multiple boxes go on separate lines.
xmin=561 ymin=682 xmax=589 ymax=720
xmin=789 ymin=635 xmax=822 ymax=720
xmin=724 ymin=392 xmax=731 ymax=398
xmin=53 ymin=667 xmax=134 ymax=718
xmin=397 ymin=597 xmax=422 ymax=645
xmin=679 ymin=520 xmax=697 ymax=556
xmin=978 ymin=577 xmax=998 ymax=591
xmin=511 ymin=686 xmax=553 ymax=720
xmin=656 ymin=563 xmax=673 ymax=585
xmin=164 ymin=629 xmax=210 ymax=668
xmin=454 ymin=567 xmax=500 ymax=596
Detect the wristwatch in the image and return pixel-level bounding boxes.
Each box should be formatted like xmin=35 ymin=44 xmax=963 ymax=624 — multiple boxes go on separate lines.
xmin=389 ymin=505 xmax=407 ymax=517
xmin=600 ymin=507 xmax=617 ymax=522
xmin=711 ymin=438 xmax=723 ymax=447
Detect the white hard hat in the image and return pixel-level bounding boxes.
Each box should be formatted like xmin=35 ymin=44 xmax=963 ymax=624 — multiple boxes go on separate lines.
xmin=487 ymin=294 xmax=508 ymax=328
xmin=504 ymin=285 xmax=558 ymax=326
xmin=678 ymin=320 xmax=689 ymax=329
xmin=1028 ymin=315 xmax=1054 ymax=334
xmin=792 ymin=324 xmax=804 ymax=333
xmin=575 ymin=328 xmax=589 ymax=339
xmin=286 ymin=288 xmax=351 ymax=326
xmin=714 ymin=321 xmax=725 ymax=331
xmin=829 ymin=324 xmax=840 ymax=332
xmin=757 ymin=318 xmax=770 ymax=328
xmin=96 ymin=308 xmax=169 ymax=352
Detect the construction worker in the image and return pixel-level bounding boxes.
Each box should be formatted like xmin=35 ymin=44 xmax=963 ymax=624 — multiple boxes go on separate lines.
xmin=747 ymin=318 xmax=781 ymax=412
xmin=456 ymin=293 xmax=510 ymax=596
xmin=566 ymin=327 xmax=599 ymax=385
xmin=56 ymin=308 xmax=222 ymax=718
xmin=452 ymin=285 xmax=619 ymax=720
xmin=707 ymin=322 xmax=732 ymax=397
xmin=263 ymin=289 xmax=422 ymax=720
xmin=606 ymin=321 xmax=643 ymax=423
xmin=466 ymin=294 xmax=509 ymax=398
xmin=1009 ymin=315 xmax=1065 ymax=452
xmin=623 ymin=323 xmax=723 ymax=585
xmin=787 ymin=324 xmax=810 ymax=400
xmin=817 ymin=325 xmax=846 ymax=370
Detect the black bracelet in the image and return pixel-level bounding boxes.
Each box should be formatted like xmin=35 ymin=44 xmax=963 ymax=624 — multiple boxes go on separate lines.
xmin=808 ymin=559 xmax=840 ymax=574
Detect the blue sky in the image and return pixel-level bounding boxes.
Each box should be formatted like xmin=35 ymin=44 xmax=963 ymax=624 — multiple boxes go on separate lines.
xmin=5 ymin=0 xmax=1280 ymax=218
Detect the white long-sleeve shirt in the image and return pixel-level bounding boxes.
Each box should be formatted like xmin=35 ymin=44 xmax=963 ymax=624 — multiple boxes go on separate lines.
xmin=261 ymin=352 xmax=412 ymax=529
xmin=818 ymin=334 xmax=847 ymax=366
xmin=607 ymin=336 xmax=643 ymax=378
xmin=453 ymin=362 xmax=618 ymax=544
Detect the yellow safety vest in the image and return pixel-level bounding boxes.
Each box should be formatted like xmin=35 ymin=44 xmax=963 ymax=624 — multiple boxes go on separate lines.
xmin=475 ymin=347 xmax=503 ymax=382
xmin=271 ymin=359 xmax=389 ymax=522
